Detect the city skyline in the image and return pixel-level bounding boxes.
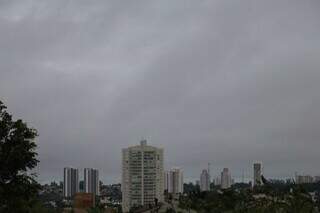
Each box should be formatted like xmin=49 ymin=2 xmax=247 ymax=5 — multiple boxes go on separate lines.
xmin=1 ymin=0 xmax=320 ymax=184
xmin=49 ymin=145 xmax=318 ymax=185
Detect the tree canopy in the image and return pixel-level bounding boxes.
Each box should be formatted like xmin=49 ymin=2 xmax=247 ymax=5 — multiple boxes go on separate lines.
xmin=0 ymin=100 xmax=40 ymax=212
xmin=179 ymin=181 xmax=319 ymax=213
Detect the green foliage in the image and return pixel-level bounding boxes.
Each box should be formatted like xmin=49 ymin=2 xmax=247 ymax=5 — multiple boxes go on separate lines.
xmin=87 ymin=207 xmax=104 ymax=213
xmin=165 ymin=208 xmax=176 ymax=213
xmin=179 ymin=183 xmax=318 ymax=213
xmin=0 ymin=100 xmax=40 ymax=212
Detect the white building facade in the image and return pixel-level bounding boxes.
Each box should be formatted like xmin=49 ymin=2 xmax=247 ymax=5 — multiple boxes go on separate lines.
xmin=63 ymin=167 xmax=79 ymax=198
xmin=253 ymin=162 xmax=263 ymax=186
xmin=122 ymin=140 xmax=164 ymax=212
xmin=221 ymin=168 xmax=231 ymax=189
xmin=214 ymin=176 xmax=221 ymax=186
xmin=164 ymin=168 xmax=184 ymax=195
xmin=84 ymin=168 xmax=99 ymax=196
xmin=200 ymin=169 xmax=210 ymax=191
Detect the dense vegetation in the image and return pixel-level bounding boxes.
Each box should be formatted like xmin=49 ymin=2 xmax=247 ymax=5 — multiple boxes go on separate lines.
xmin=0 ymin=101 xmax=60 ymax=212
xmin=0 ymin=100 xmax=41 ymax=212
xmin=179 ymin=180 xmax=320 ymax=213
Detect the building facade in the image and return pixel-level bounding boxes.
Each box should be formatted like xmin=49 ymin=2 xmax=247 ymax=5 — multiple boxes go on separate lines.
xmin=84 ymin=168 xmax=99 ymax=196
xmin=295 ymin=174 xmax=314 ymax=184
xmin=122 ymin=140 xmax=164 ymax=212
xmin=200 ymin=169 xmax=210 ymax=192
xmin=164 ymin=168 xmax=184 ymax=195
xmin=63 ymin=167 xmax=79 ymax=198
xmin=214 ymin=176 xmax=221 ymax=186
xmin=253 ymin=162 xmax=263 ymax=186
xmin=221 ymin=168 xmax=231 ymax=189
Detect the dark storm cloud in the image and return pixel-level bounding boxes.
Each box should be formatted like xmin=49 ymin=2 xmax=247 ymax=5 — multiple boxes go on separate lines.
xmin=1 ymin=0 xmax=320 ymax=183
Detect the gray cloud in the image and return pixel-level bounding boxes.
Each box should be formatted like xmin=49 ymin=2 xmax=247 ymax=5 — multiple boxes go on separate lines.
xmin=1 ymin=0 xmax=320 ymax=183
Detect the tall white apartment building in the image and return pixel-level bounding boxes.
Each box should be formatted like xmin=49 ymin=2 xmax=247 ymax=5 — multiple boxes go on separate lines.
xmin=164 ymin=168 xmax=184 ymax=195
xmin=200 ymin=169 xmax=210 ymax=191
xmin=84 ymin=168 xmax=99 ymax=196
xmin=221 ymin=168 xmax=231 ymax=189
xmin=122 ymin=140 xmax=164 ymax=212
xmin=253 ymin=162 xmax=263 ymax=186
xmin=63 ymin=167 xmax=79 ymax=198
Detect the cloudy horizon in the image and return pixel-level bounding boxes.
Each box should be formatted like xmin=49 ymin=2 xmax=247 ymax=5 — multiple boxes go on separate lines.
xmin=1 ymin=0 xmax=320 ymax=184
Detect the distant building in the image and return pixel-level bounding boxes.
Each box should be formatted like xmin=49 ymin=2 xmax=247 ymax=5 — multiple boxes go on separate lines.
xmin=253 ymin=162 xmax=263 ymax=186
xmin=63 ymin=167 xmax=79 ymax=198
xmin=122 ymin=140 xmax=164 ymax=212
xmin=214 ymin=176 xmax=221 ymax=186
xmin=164 ymin=168 xmax=184 ymax=195
xmin=200 ymin=169 xmax=210 ymax=191
xmin=164 ymin=171 xmax=169 ymax=192
xmin=221 ymin=168 xmax=231 ymax=189
xmin=73 ymin=192 xmax=95 ymax=209
xmin=79 ymin=180 xmax=84 ymax=192
xmin=295 ymin=174 xmax=314 ymax=184
xmin=84 ymin=168 xmax=99 ymax=196
xmin=231 ymin=178 xmax=235 ymax=185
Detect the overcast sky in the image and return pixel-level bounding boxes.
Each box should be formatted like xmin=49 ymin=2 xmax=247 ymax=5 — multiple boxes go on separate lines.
xmin=1 ymin=0 xmax=320 ymax=184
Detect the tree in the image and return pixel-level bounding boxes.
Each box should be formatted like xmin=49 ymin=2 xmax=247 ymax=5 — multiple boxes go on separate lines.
xmin=0 ymin=100 xmax=40 ymax=212
xmin=281 ymin=186 xmax=315 ymax=213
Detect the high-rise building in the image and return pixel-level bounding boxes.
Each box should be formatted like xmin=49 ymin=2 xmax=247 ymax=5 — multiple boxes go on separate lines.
xmin=207 ymin=163 xmax=211 ymax=184
xmin=253 ymin=162 xmax=263 ymax=186
xmin=63 ymin=167 xmax=79 ymax=198
xmin=295 ymin=174 xmax=314 ymax=184
xmin=214 ymin=176 xmax=221 ymax=186
xmin=122 ymin=140 xmax=164 ymax=212
xmin=84 ymin=168 xmax=99 ymax=196
xmin=164 ymin=167 xmax=184 ymax=195
xmin=200 ymin=169 xmax=210 ymax=191
xmin=221 ymin=168 xmax=231 ymax=189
